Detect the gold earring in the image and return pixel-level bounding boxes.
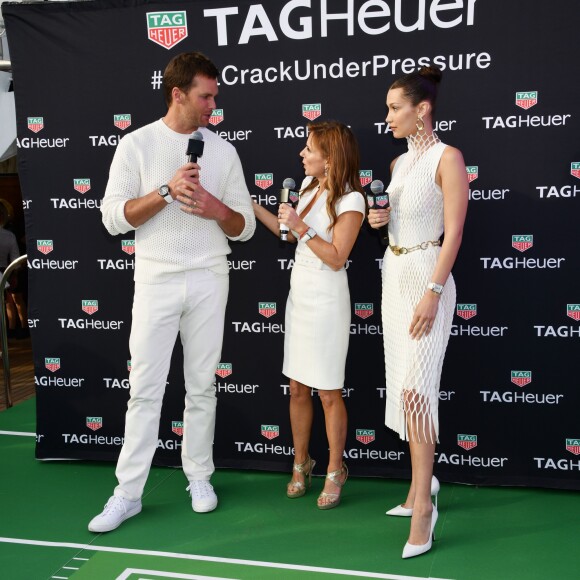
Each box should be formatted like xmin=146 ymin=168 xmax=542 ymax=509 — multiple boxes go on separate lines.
xmin=416 ymin=116 xmax=425 ymax=134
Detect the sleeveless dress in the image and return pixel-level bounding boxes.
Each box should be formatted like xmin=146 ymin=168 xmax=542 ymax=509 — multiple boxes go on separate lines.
xmin=283 ymin=177 xmax=366 ymax=390
xmin=382 ymin=135 xmax=456 ymax=443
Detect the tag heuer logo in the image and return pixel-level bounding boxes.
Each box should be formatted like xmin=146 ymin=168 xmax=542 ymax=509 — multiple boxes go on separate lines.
xmin=515 ymin=91 xmax=538 ymax=110
xmin=73 ymin=178 xmax=91 ymax=194
xmin=255 ymin=173 xmax=273 ymax=190
xmin=567 ymin=304 xmax=580 ymax=321
xmin=216 ymin=363 xmax=232 ymax=378
xmin=172 ymin=421 xmax=184 ymax=436
xmin=571 ymin=162 xmax=580 ymax=180
xmin=457 ymin=434 xmax=477 ymax=450
xmin=566 ymin=438 xmax=580 ymax=455
xmin=356 ymin=429 xmax=375 ymax=445
xmin=45 ymin=357 xmax=60 ymax=373
xmin=289 ymin=191 xmax=300 ymax=204
xmin=209 ymin=109 xmax=224 ymax=126
xmin=121 ymin=240 xmax=135 ymax=255
xmin=81 ymin=300 xmax=98 ymax=315
xmin=359 ymin=170 xmax=372 ymax=187
xmin=258 ymin=302 xmax=276 ymax=318
xmin=466 ymin=166 xmax=478 ymax=182
xmin=127 ymin=360 xmax=132 ymax=372
xmin=37 ymin=240 xmax=53 ymax=255
xmin=354 ymin=303 xmax=373 ymax=319
xmin=512 ymin=234 xmax=533 ymax=253
xmin=86 ymin=417 xmax=103 ymax=431
xmin=302 ymin=103 xmax=322 ymax=120
xmin=261 ymin=424 xmax=279 ymax=440
xmin=27 ymin=117 xmax=44 ymax=133
xmin=374 ymin=194 xmax=389 ymax=208
xmin=147 ymin=11 xmax=188 ymax=50
xmin=114 ymin=114 xmax=131 ymax=131
xmin=511 ymin=370 xmax=532 ymax=387
xmin=456 ymin=303 xmax=477 ymax=320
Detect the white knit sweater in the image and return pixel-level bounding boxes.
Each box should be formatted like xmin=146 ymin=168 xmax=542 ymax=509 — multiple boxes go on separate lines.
xmin=101 ymin=120 xmax=255 ymax=284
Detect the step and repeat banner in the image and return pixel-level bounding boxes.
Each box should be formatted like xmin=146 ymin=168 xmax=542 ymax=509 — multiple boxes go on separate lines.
xmin=4 ymin=0 xmax=579 ymax=489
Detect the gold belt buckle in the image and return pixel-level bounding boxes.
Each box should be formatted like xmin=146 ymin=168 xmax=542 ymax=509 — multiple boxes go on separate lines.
xmin=390 ymin=245 xmax=407 ymax=256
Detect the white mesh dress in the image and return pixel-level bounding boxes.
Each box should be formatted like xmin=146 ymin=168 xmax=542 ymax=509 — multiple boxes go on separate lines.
xmin=382 ymin=134 xmax=456 ymax=443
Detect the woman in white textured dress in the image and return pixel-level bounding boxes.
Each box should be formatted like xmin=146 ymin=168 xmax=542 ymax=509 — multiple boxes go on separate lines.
xmin=368 ymin=66 xmax=468 ymax=557
xmin=254 ymin=121 xmax=366 ymax=509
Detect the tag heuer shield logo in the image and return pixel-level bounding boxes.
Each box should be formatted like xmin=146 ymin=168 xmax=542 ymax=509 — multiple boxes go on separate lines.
xmin=511 ymin=370 xmax=532 ymax=387
xmin=571 ymin=162 xmax=580 ymax=180
xmin=512 ymin=235 xmax=533 ymax=253
xmin=82 ymin=300 xmax=99 ymax=315
xmin=114 ymin=114 xmax=131 ymax=130
xmin=356 ymin=429 xmax=375 ymax=445
xmin=466 ymin=166 xmax=478 ymax=182
xmin=259 ymin=302 xmax=276 ymax=318
xmin=567 ymin=304 xmax=580 ymax=321
xmin=354 ymin=303 xmax=373 ymax=319
xmin=127 ymin=360 xmax=132 ymax=372
xmin=37 ymin=240 xmax=53 ymax=255
xmin=27 ymin=117 xmax=44 ymax=133
xmin=45 ymin=357 xmax=60 ymax=373
xmin=566 ymin=438 xmax=580 ymax=455
xmin=515 ymin=91 xmax=538 ymax=110
xmin=209 ymin=109 xmax=224 ymax=126
xmin=172 ymin=421 xmax=184 ymax=436
xmin=456 ymin=304 xmax=477 ymax=320
xmin=147 ymin=11 xmax=188 ymax=49
xmin=261 ymin=424 xmax=279 ymax=440
xmin=86 ymin=417 xmax=103 ymax=431
xmin=255 ymin=173 xmax=273 ymax=190
xmin=302 ymin=103 xmax=321 ymax=120
xmin=359 ymin=170 xmax=372 ymax=187
xmin=121 ymin=240 xmax=135 ymax=255
xmin=457 ymin=434 xmax=477 ymax=450
xmin=73 ymin=179 xmax=91 ymax=194
xmin=216 ymin=363 xmax=232 ymax=378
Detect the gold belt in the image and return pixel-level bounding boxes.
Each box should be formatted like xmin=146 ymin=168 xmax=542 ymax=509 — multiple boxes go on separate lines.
xmin=389 ymin=240 xmax=441 ymax=256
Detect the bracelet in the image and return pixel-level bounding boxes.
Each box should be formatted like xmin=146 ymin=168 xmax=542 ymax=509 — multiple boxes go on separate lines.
xmin=300 ymin=227 xmax=317 ymax=241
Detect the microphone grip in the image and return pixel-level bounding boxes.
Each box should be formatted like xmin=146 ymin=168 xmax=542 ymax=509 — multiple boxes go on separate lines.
xmin=187 ymin=154 xmax=198 ymax=164
xmin=367 ymin=192 xmax=390 ymax=246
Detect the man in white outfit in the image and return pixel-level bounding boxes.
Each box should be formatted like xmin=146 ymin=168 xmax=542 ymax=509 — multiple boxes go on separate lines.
xmin=89 ymin=52 xmax=255 ymax=533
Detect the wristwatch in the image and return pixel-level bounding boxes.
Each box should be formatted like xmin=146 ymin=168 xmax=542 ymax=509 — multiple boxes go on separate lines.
xmin=158 ymin=184 xmax=173 ymax=204
xmin=427 ymin=282 xmax=444 ymax=295
xmin=301 ymin=227 xmax=317 ymax=242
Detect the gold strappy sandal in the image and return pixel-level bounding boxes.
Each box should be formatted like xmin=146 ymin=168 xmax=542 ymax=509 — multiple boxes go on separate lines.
xmin=287 ymin=456 xmax=316 ymax=499
xmin=317 ymin=462 xmax=348 ymax=510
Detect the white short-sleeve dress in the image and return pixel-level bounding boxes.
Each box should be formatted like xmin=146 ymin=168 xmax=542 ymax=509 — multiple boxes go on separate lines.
xmin=282 ymin=177 xmax=366 ymax=390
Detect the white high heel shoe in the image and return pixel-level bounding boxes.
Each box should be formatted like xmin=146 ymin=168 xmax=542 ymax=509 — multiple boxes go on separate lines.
xmin=402 ymin=504 xmax=438 ymax=559
xmin=386 ymin=475 xmax=440 ymax=516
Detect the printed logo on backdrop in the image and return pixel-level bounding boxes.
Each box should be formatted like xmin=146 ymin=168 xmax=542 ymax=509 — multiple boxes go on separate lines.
xmin=466 ymin=166 xmax=478 ymax=182
xmin=172 ymin=421 xmax=184 ymax=436
xmin=359 ymin=170 xmax=372 ymax=187
xmin=515 ymin=91 xmax=538 ymax=110
xmin=512 ymin=235 xmax=533 ymax=252
xmin=45 ymin=357 xmax=60 ymax=373
xmin=255 ymin=173 xmax=273 ymax=190
xmin=571 ymin=163 xmax=580 ymax=179
xmin=567 ymin=304 xmax=580 ymax=321
xmin=146 ymin=11 xmax=188 ymax=49
xmin=457 ymin=434 xmax=477 ymax=450
xmin=114 ymin=114 xmax=131 ymax=131
xmin=258 ymin=302 xmax=276 ymax=318
xmin=216 ymin=363 xmax=232 ymax=378
xmin=121 ymin=240 xmax=135 ymax=255
xmin=356 ymin=429 xmax=375 ymax=445
xmin=73 ymin=179 xmax=91 ymax=194
xmin=511 ymin=371 xmax=532 ymax=387
xmin=209 ymin=109 xmax=224 ymax=125
xmin=27 ymin=117 xmax=44 ymax=133
xmin=261 ymin=425 xmax=279 ymax=440
xmin=456 ymin=304 xmax=477 ymax=320
xmin=302 ymin=104 xmax=321 ymax=120
xmin=127 ymin=360 xmax=132 ymax=372
xmin=81 ymin=300 xmax=98 ymax=315
xmin=566 ymin=438 xmax=580 ymax=455
xmin=354 ymin=303 xmax=373 ymax=319
xmin=86 ymin=417 xmax=102 ymax=432
xmin=37 ymin=240 xmax=53 ymax=255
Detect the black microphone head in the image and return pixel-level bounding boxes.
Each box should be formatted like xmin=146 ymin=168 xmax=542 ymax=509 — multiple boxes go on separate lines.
xmin=370 ymin=179 xmax=385 ymax=195
xmin=282 ymin=177 xmax=296 ymax=190
xmin=187 ymin=131 xmax=204 ymax=157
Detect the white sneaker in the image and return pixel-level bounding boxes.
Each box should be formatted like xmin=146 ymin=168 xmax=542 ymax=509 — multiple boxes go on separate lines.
xmin=88 ymin=495 xmax=142 ymax=532
xmin=186 ymin=480 xmax=218 ymax=513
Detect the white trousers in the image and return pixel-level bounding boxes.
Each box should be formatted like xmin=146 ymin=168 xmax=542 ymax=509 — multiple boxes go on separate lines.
xmin=114 ymin=268 xmax=229 ymax=501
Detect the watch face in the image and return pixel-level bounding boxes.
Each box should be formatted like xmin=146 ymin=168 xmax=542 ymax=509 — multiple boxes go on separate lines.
xmin=159 ymin=185 xmax=170 ymax=196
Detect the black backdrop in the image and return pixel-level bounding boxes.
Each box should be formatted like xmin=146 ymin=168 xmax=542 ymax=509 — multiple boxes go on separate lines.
xmin=4 ymin=0 xmax=580 ymax=489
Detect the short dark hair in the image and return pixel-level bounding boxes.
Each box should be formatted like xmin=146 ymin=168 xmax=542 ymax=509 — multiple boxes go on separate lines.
xmin=390 ymin=65 xmax=443 ymax=113
xmin=163 ymin=52 xmax=220 ymax=107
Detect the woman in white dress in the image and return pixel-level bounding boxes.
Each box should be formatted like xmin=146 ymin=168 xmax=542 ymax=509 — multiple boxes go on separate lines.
xmin=368 ymin=67 xmax=468 ymax=557
xmin=254 ymin=121 xmax=366 ymax=509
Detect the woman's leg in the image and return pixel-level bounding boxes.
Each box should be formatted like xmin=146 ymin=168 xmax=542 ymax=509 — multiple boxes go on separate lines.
xmin=288 ymin=379 xmax=314 ymax=492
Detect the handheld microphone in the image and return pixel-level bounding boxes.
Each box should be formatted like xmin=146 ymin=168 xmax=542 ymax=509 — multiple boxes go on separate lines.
xmin=279 ymin=177 xmax=298 ymax=241
xmin=187 ymin=130 xmax=204 ymax=163
xmin=367 ymin=179 xmax=389 ymax=246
